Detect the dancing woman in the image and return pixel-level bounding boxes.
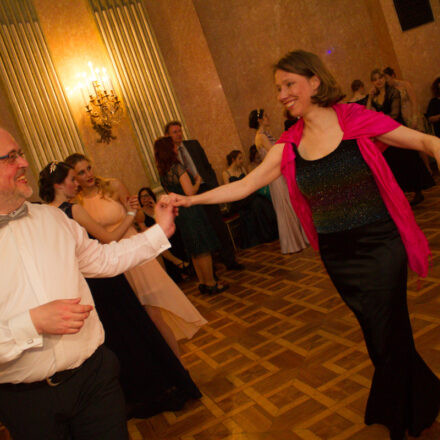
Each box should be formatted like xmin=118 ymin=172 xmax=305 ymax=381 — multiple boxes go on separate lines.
xmin=64 ymin=153 xmax=206 ymax=358
xmin=38 ymin=161 xmax=202 ymax=418
xmin=172 ymin=50 xmax=440 ymax=439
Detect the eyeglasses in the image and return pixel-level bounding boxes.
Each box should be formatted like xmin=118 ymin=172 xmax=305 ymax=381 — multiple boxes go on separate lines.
xmin=0 ymin=149 xmax=26 ymax=164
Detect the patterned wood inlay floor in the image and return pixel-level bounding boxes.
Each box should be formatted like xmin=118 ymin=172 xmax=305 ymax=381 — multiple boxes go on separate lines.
xmin=128 ymin=184 xmax=440 ymax=440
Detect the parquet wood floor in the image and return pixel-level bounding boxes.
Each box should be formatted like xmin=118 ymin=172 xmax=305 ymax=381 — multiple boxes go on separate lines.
xmin=3 ymin=188 xmax=439 ymax=440
xmin=128 ymin=183 xmax=440 ymax=440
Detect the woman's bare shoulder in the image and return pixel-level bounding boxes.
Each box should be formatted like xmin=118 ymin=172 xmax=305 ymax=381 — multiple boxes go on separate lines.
xmin=107 ymin=177 xmax=121 ymax=189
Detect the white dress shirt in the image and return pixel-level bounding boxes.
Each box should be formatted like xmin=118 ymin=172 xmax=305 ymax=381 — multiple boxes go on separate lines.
xmin=0 ymin=202 xmax=170 ymax=383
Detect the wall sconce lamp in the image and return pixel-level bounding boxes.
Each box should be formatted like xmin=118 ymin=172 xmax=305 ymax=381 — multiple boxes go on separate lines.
xmin=75 ymin=62 xmax=123 ymax=144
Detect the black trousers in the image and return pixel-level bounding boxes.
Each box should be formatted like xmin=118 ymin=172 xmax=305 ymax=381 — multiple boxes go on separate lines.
xmin=0 ymin=345 xmax=128 ymax=440
xmin=319 ymin=217 xmax=440 ymax=440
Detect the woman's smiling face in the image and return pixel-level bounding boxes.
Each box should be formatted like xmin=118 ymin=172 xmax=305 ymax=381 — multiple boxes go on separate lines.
xmin=275 ymin=69 xmax=319 ymax=118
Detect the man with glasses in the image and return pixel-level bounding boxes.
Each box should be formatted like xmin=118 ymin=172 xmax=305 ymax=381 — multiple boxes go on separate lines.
xmin=0 ymin=128 xmax=176 ymax=439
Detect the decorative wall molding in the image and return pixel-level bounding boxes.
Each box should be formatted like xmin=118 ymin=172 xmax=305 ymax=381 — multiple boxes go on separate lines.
xmin=0 ymin=0 xmax=84 ymax=171
xmin=90 ymin=0 xmax=188 ymax=184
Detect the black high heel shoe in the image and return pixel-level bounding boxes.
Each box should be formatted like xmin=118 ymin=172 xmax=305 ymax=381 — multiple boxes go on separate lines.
xmin=199 ymin=282 xmax=229 ymax=295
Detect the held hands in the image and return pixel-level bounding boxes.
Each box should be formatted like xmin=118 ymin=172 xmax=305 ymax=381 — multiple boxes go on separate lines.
xmin=29 ymin=298 xmax=93 ymax=335
xmin=168 ymin=192 xmax=193 ymax=207
xmin=155 ymin=195 xmax=177 ymax=238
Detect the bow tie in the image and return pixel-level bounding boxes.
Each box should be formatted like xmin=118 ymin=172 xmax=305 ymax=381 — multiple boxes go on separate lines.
xmin=0 ymin=203 xmax=29 ymax=229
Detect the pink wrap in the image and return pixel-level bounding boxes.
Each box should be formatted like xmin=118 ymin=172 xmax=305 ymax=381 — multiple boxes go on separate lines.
xmin=278 ymin=103 xmax=430 ymax=277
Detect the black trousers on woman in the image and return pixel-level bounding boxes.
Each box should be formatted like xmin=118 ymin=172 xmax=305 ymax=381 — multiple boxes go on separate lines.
xmin=319 ymin=216 xmax=440 ymax=440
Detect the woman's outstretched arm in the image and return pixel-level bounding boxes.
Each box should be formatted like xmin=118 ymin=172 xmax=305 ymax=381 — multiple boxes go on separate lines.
xmin=173 ymin=143 xmax=284 ymax=207
xmin=377 ymin=126 xmax=440 ymax=166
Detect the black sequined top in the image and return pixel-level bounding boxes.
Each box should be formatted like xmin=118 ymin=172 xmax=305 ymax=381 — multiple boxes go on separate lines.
xmin=295 ymin=139 xmax=388 ymax=233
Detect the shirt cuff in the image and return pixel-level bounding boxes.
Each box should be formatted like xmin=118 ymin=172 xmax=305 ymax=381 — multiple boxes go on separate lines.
xmin=9 ymin=311 xmax=43 ymax=350
xmin=144 ymin=224 xmax=171 ymax=254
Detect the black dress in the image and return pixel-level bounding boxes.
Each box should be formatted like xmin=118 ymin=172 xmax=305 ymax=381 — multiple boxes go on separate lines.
xmin=143 ymin=212 xmax=189 ymax=283
xmin=371 ymin=85 xmax=434 ymax=192
xmin=296 ymin=140 xmax=440 ymax=440
xmin=59 ymin=202 xmax=201 ymax=418
xmin=160 ymin=163 xmax=219 ymax=256
xmin=227 ymin=172 xmax=278 ymax=248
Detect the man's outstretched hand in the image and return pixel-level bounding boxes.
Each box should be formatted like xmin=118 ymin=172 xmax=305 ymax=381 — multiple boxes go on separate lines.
xmin=155 ymin=195 xmax=178 ymax=238
xmin=168 ymin=193 xmax=192 ymax=207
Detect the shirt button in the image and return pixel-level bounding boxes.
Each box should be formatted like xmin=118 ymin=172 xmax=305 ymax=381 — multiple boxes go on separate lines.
xmin=26 ymin=339 xmax=33 ymax=344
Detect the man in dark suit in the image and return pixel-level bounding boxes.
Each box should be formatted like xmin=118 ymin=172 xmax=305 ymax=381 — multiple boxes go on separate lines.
xmin=164 ymin=121 xmax=243 ymax=270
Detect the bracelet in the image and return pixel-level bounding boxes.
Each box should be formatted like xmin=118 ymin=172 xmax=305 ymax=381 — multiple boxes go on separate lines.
xmin=127 ymin=211 xmax=136 ymax=216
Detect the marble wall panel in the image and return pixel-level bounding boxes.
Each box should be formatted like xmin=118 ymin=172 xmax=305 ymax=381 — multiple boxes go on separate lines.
xmin=377 ymin=0 xmax=440 ymax=113
xmin=142 ymin=0 xmax=243 ymax=179
xmin=192 ymin=0 xmax=401 ymax=151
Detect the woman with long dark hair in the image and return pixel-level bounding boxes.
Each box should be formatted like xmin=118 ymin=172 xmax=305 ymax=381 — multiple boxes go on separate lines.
xmin=38 ymin=161 xmax=202 ymax=418
xmin=171 ymin=50 xmax=440 ymax=439
xmin=154 ymin=136 xmax=228 ymax=294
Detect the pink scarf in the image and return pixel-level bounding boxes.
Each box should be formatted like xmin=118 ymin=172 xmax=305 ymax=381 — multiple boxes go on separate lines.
xmin=278 ymin=103 xmax=430 ymax=277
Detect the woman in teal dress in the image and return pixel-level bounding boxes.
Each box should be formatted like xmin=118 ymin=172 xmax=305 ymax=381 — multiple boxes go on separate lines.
xmin=154 ymin=136 xmax=228 ymax=295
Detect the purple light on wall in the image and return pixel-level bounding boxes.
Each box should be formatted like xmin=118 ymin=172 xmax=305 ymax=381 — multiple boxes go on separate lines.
xmin=326 ymin=49 xmax=332 ymax=54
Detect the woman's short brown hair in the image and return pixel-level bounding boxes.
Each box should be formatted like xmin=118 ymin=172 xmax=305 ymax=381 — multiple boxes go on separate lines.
xmin=274 ymin=50 xmax=345 ymax=107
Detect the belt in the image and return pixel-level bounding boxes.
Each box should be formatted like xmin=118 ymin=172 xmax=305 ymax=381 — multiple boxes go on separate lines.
xmin=45 ymin=365 xmax=82 ymax=387
xmin=0 ymin=366 xmax=81 ymax=391
xmin=0 ymin=345 xmax=103 ymax=390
